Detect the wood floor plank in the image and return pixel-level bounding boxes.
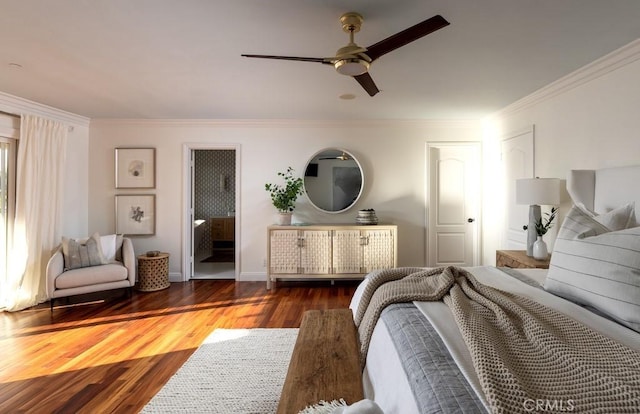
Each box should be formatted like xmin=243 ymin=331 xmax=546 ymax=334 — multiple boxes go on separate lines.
xmin=0 ymin=280 xmax=358 ymax=413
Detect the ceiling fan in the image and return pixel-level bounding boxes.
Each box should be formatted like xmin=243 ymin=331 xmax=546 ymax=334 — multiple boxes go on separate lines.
xmin=319 ymin=151 xmax=351 ymax=161
xmin=241 ymin=12 xmax=450 ymax=97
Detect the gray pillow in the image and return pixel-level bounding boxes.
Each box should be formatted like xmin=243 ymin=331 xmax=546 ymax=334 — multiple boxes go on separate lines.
xmin=62 ymin=232 xmax=108 ymax=270
xmin=544 ymin=205 xmax=640 ymax=332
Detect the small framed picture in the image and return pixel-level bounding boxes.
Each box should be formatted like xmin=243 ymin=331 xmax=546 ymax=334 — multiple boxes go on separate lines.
xmin=115 ymin=194 xmax=155 ymax=235
xmin=115 ymin=147 xmax=156 ymax=189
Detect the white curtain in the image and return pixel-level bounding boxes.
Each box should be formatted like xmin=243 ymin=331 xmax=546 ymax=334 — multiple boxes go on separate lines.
xmin=0 ymin=115 xmax=67 ymax=311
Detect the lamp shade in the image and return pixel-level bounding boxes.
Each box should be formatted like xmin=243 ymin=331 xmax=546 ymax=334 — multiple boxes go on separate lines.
xmin=516 ymin=178 xmax=561 ymax=205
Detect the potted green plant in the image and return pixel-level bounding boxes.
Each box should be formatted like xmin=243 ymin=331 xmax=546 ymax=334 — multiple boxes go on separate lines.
xmin=534 ymin=206 xmax=558 ymax=237
xmin=265 ymin=167 xmax=304 ymax=225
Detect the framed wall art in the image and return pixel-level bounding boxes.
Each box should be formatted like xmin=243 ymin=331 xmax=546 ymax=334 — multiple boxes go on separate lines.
xmin=115 ymin=147 xmax=156 ymax=189
xmin=115 ymin=194 xmax=156 ymax=235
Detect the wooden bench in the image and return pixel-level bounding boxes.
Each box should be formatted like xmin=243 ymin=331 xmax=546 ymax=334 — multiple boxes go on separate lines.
xmin=277 ymin=308 xmax=364 ymax=414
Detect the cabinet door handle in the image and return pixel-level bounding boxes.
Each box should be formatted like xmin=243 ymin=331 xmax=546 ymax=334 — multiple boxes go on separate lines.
xmin=467 ymin=218 xmax=475 ymax=223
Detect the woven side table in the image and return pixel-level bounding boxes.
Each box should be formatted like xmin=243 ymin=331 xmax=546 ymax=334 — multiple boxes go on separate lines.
xmin=137 ymin=253 xmax=170 ymax=292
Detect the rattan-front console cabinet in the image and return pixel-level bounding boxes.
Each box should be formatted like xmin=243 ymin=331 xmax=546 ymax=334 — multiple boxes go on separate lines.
xmin=267 ymin=224 xmax=397 ymax=289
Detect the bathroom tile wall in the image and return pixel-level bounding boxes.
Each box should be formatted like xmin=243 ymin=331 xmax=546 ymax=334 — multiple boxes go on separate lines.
xmin=194 ymin=149 xmax=235 ymax=253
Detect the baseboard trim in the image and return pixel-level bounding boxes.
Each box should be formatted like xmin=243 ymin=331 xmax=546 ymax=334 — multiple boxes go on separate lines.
xmin=238 ymin=272 xmax=267 ymax=282
xmin=168 ymin=272 xmax=183 ymax=283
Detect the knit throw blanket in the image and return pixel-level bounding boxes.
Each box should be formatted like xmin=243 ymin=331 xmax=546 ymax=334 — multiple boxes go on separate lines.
xmin=354 ymin=266 xmax=640 ymax=413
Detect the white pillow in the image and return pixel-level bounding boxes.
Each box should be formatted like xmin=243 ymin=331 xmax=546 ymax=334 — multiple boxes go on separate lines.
xmin=575 ymin=202 xmax=636 ymax=231
xmin=544 ymin=205 xmax=640 ymax=332
xmin=100 ymin=233 xmax=117 ymax=262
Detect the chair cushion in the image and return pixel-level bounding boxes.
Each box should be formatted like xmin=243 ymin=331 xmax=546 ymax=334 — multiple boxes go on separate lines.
xmin=55 ymin=263 xmax=128 ymax=289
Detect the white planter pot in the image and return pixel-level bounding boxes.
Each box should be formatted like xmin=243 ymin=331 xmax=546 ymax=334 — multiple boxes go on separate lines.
xmin=533 ymin=236 xmax=548 ymax=260
xmin=276 ymin=211 xmax=292 ymax=225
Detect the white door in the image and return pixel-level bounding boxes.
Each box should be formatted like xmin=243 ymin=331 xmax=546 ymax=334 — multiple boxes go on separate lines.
xmin=427 ymin=143 xmax=481 ymax=267
xmin=189 ymin=150 xmax=196 ymax=278
xmin=501 ymin=127 xmax=534 ymax=249
xmin=182 ymin=143 xmax=240 ymax=282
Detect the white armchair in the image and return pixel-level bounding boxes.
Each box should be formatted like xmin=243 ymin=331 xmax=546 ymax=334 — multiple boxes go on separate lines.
xmin=46 ymin=236 xmax=136 ymax=310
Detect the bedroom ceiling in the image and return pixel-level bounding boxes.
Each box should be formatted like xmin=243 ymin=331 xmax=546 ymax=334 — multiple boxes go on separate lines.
xmin=1 ymin=0 xmax=639 ymax=120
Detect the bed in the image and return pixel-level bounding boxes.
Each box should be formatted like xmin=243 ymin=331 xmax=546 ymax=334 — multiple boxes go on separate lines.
xmin=349 ymin=165 xmax=640 ymax=413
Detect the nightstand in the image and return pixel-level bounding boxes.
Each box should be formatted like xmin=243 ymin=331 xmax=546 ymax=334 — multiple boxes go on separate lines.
xmin=496 ymin=250 xmax=550 ymax=269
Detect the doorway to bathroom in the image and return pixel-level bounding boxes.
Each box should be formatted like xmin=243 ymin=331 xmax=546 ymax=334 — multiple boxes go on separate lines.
xmin=189 ymin=146 xmax=238 ymax=280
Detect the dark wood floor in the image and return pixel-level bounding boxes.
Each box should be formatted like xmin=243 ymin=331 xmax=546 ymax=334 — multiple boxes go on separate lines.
xmin=0 ymin=280 xmax=358 ymax=413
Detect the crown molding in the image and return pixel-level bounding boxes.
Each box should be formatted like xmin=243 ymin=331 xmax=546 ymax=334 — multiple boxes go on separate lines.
xmin=89 ymin=117 xmax=481 ymax=130
xmin=0 ymin=91 xmax=89 ymax=127
xmin=491 ymin=38 xmax=640 ymax=119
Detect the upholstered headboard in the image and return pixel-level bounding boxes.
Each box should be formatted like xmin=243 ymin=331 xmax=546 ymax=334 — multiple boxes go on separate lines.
xmin=567 ymin=165 xmax=640 ymax=220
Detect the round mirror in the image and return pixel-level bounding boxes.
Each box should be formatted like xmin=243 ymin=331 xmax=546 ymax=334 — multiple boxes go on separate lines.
xmin=304 ymin=148 xmax=364 ymax=213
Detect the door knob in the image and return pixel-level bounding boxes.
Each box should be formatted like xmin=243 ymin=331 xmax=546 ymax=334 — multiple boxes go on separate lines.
xmin=467 ymin=218 xmax=475 ymax=223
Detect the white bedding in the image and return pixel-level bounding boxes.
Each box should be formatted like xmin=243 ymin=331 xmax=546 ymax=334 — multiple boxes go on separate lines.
xmin=349 ymin=266 xmax=640 ymax=414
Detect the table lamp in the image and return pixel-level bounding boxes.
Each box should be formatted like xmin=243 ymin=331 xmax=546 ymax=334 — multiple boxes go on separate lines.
xmin=516 ymin=178 xmax=561 ymax=256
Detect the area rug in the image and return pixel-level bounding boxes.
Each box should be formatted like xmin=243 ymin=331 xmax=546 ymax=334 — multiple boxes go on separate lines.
xmin=142 ymin=328 xmax=298 ymax=414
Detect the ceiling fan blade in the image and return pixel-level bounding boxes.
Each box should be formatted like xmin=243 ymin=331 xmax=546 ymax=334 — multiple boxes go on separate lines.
xmin=364 ymin=15 xmax=450 ymax=61
xmin=354 ymin=72 xmax=380 ymax=97
xmin=241 ymin=54 xmax=331 ymax=64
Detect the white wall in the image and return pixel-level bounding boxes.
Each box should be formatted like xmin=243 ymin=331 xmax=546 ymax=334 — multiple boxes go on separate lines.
xmin=88 ymin=119 xmax=481 ymax=280
xmin=62 ymin=124 xmax=90 ymax=237
xmin=0 ymin=92 xmax=90 ymax=238
xmin=5 ymin=38 xmax=639 ymax=276
xmin=483 ymin=39 xmax=640 ymax=263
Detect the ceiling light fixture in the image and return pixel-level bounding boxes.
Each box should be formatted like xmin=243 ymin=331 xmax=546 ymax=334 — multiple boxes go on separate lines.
xmin=241 ymin=12 xmax=449 ymax=97
xmin=334 ymin=58 xmax=369 ymax=76
xmin=333 ymin=15 xmax=370 ymax=76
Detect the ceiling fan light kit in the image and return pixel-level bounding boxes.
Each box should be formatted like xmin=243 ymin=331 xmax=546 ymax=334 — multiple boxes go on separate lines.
xmin=241 ymin=12 xmax=450 ymax=97
xmin=334 ymin=58 xmax=369 ymax=76
xmin=320 ymin=151 xmax=351 ymax=161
